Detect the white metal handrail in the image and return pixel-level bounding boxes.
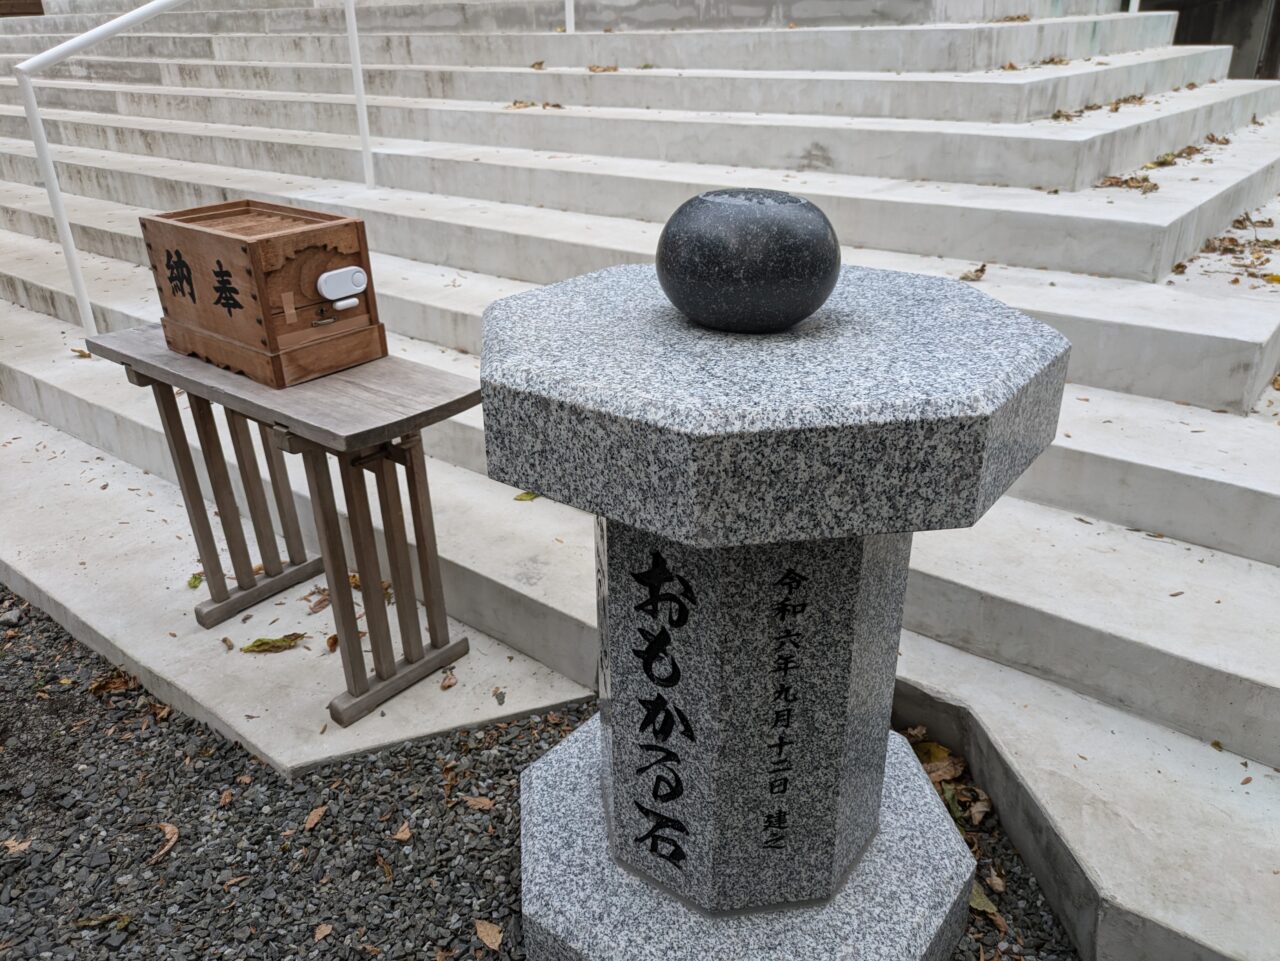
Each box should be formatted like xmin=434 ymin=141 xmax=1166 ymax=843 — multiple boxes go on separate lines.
xmin=12 ymin=0 xmax=375 ymax=336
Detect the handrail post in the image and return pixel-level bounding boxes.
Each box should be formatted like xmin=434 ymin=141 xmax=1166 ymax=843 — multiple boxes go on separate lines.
xmin=14 ymin=66 xmax=96 ymax=336
xmin=564 ymin=0 xmax=575 ymax=33
xmin=1129 ymin=0 xmax=1140 ymax=11
xmin=343 ymin=0 xmax=375 ymax=188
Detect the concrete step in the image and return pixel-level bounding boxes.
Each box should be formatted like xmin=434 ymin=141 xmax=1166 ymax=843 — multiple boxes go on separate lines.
xmin=906 ymin=496 xmax=1280 ymax=768
xmin=12 ymin=192 xmax=1273 ymax=569
xmin=0 ymin=177 xmax=536 ymax=356
xmin=5 ymin=271 xmax=1278 ymax=780
xmin=0 ymin=13 xmax=1179 ymax=70
xmin=1 ymin=167 xmax=1277 ymax=413
xmin=0 ymin=223 xmax=490 ymax=474
xmin=0 ymin=1 xmax=564 ymax=37
xmin=0 ymin=297 xmax=598 ymax=688
xmin=32 ymin=0 xmax=1125 ymax=27
xmin=9 ymin=73 xmax=1278 ymax=192
xmin=1013 ymin=384 xmax=1280 ymax=567
xmin=895 ymin=631 xmax=1280 ymax=961
xmin=0 ymin=44 xmax=1232 ymax=123
xmin=6 ymin=105 xmax=1280 ymax=282
xmin=0 ymin=396 xmax=590 ymax=774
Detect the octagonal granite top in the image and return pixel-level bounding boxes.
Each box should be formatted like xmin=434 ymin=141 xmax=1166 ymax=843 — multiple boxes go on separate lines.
xmin=481 ymin=264 xmax=1070 ymax=547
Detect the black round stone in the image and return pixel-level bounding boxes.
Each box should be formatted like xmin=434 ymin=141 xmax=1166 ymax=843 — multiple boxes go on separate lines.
xmin=655 ymin=188 xmax=841 ymax=334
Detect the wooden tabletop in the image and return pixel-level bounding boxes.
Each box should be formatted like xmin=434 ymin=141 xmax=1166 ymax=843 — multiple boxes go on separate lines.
xmin=88 ymin=325 xmax=481 ymax=453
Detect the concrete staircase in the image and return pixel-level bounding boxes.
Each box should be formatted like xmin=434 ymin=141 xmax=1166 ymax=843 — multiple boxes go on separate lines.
xmin=0 ymin=2 xmax=1277 ymax=959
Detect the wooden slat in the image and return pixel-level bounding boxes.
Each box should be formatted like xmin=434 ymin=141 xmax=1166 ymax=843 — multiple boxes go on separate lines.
xmin=149 ymin=383 xmax=229 ymax=603
xmin=187 ymin=395 xmax=256 ymax=591
xmin=87 ymin=325 xmax=480 ymax=452
xmin=403 ymin=434 xmax=451 ymax=650
xmin=194 ymin=557 xmax=324 ymax=630
xmin=373 ymin=457 xmax=424 ymax=663
xmin=339 ymin=454 xmax=397 ymax=681
xmin=259 ymin=423 xmax=309 ymax=566
xmin=328 ymin=636 xmax=469 ymax=727
xmin=301 ymin=448 xmax=368 ymax=698
xmin=225 ymin=410 xmax=283 ymax=577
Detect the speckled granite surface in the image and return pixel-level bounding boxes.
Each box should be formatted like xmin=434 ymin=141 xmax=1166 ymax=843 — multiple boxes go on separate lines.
xmin=482 ymin=264 xmax=1069 ymax=547
xmin=597 ymin=519 xmax=911 ymax=911
xmin=522 ymin=715 xmax=974 ymax=961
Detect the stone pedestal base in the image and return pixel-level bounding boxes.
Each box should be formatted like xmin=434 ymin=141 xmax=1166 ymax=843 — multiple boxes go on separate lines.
xmin=521 ymin=716 xmax=974 ymax=961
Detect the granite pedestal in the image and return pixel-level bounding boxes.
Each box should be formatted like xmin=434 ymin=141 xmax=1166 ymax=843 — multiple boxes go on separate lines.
xmin=481 ymin=264 xmax=1070 ymax=954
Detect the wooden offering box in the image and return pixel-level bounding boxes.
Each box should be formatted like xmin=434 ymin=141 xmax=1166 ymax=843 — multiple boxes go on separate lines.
xmin=140 ymin=200 xmax=387 ymax=389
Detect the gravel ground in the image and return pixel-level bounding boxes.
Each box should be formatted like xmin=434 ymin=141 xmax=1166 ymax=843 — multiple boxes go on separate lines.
xmin=0 ymin=582 xmax=1078 ymax=960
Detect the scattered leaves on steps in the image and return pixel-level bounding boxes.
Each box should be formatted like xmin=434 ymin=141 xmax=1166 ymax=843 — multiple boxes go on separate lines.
xmin=959 ymin=263 xmax=986 ymax=282
xmin=187 ymin=572 xmax=203 ymax=589
xmin=530 ymin=60 xmax=544 ymax=70
xmin=1098 ymin=174 xmax=1159 ymax=194
xmin=587 ymin=64 xmax=618 ymax=73
xmin=514 ymin=491 xmax=540 ymax=501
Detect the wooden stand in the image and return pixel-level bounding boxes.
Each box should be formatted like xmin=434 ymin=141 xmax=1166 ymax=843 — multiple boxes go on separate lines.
xmin=89 ymin=324 xmax=481 ymax=726
xmin=279 ymin=431 xmax=469 ymax=726
xmin=127 ymin=366 xmax=325 ymax=628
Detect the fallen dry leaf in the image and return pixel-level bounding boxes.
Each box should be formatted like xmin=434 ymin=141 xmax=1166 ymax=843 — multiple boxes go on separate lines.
xmin=70 ymin=348 xmax=92 ymax=359
xmin=241 ymin=633 xmax=305 ymax=654
xmin=222 ymin=874 xmax=250 ymax=891
xmin=221 ymin=637 xmax=234 ymax=652
xmin=219 ymin=789 xmax=234 ymax=808
xmin=968 ymin=881 xmax=998 ymax=914
xmin=968 ymin=797 xmax=992 ymax=825
xmin=147 ymin=823 xmax=179 ymax=865
xmin=440 ymin=668 xmax=458 ymax=690
xmin=474 ymin=919 xmax=503 ymax=950
xmin=377 ymin=852 xmax=394 ymax=882
xmin=462 ymin=795 xmax=495 ymax=811
xmin=1242 ymin=776 xmax=1254 ymax=785
xmin=326 ymin=634 xmax=339 ymax=653
xmin=587 ymin=63 xmax=618 ymax=73
xmin=987 ymin=871 xmax=1006 ymax=893
xmin=391 ymin=821 xmax=412 ymax=842
xmin=305 ymin=805 xmax=327 ymax=831
xmin=530 ymin=60 xmax=544 ymax=69
xmin=960 ymin=263 xmax=987 ymax=282
xmin=315 ymin=923 xmax=333 ymax=942
xmin=3 ymin=838 xmax=32 ymax=855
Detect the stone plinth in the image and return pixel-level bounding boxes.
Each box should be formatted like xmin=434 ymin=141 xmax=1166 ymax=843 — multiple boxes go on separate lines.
xmin=597 ymin=520 xmax=911 ymax=910
xmin=482 ymin=263 xmax=1069 ymax=955
xmin=522 ymin=717 xmax=974 ymax=961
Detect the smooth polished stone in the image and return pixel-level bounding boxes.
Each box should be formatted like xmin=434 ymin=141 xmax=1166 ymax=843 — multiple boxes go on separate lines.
xmin=655 ymin=189 xmax=841 ymax=334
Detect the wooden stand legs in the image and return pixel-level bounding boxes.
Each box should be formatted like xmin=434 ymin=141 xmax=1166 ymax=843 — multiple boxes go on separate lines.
xmin=129 ymin=368 xmax=324 ymax=628
xmin=291 ymin=431 xmax=468 ymax=726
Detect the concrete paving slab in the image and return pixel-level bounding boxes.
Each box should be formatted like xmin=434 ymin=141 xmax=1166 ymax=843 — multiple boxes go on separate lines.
xmin=0 ymin=400 xmax=590 ymax=775
xmin=896 ymin=631 xmax=1280 ymax=961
